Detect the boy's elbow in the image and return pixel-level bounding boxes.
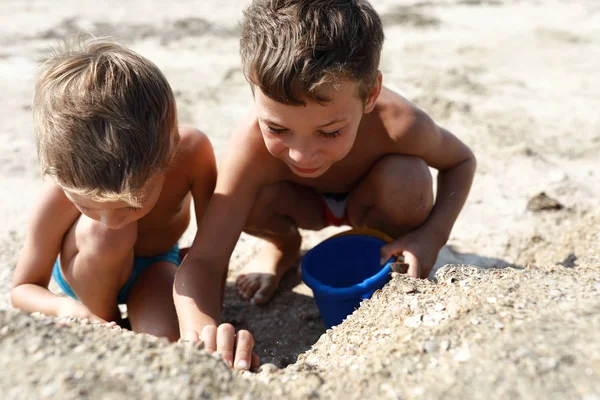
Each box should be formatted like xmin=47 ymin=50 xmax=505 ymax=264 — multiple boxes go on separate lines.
xmin=9 ymin=288 xmax=16 ymax=309
xmin=10 ymin=284 xmax=25 ymax=310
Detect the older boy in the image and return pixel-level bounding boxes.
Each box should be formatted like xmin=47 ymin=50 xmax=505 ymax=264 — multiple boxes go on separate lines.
xmin=174 ymin=0 xmax=476 ymax=367
xmin=10 ymin=38 xmax=243 ymax=351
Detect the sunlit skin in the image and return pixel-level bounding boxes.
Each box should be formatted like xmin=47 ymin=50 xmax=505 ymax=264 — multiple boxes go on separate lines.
xmin=12 ymin=127 xmax=260 ymax=371
xmin=256 ymin=82 xmax=366 ymax=179
xmin=174 ymin=75 xmax=475 ymax=345
xmin=63 ymin=174 xmax=165 ymax=231
xmin=235 ymin=81 xmax=378 ymax=302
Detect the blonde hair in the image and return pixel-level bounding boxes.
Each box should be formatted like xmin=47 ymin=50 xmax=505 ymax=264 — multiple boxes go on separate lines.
xmin=240 ymin=0 xmax=384 ymax=105
xmin=33 ymin=37 xmax=178 ymax=206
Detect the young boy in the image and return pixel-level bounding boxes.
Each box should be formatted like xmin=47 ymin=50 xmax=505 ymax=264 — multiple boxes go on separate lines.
xmin=174 ymin=0 xmax=475 ymax=367
xmin=11 ymin=38 xmax=223 ymax=344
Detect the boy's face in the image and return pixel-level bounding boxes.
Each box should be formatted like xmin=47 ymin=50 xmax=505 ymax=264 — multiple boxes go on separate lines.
xmin=63 ymin=173 xmax=166 ymax=230
xmin=254 ymin=79 xmax=380 ymax=178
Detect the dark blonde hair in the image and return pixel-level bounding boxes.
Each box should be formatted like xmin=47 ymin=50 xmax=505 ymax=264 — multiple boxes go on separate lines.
xmin=240 ymin=0 xmax=384 ymax=105
xmin=33 ymin=37 xmax=178 ymax=206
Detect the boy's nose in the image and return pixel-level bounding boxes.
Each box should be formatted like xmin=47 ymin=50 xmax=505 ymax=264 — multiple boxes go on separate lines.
xmin=288 ymin=146 xmax=318 ymax=165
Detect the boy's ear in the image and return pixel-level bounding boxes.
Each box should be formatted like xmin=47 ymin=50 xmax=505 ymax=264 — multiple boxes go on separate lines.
xmin=363 ymin=72 xmax=383 ymax=114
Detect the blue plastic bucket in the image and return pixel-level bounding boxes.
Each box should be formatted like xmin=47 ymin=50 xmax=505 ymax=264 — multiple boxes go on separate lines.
xmin=301 ymin=234 xmax=393 ymax=328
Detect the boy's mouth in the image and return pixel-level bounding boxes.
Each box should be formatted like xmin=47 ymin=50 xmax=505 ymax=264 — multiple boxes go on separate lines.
xmin=291 ymin=165 xmax=322 ymax=174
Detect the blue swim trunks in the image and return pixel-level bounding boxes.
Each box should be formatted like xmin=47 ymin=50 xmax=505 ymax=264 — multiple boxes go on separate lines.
xmin=51 ymin=244 xmax=181 ymax=304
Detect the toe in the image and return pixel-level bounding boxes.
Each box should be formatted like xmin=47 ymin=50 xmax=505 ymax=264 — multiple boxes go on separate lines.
xmin=235 ymin=274 xmax=247 ymax=287
xmin=244 ymin=280 xmax=261 ymax=299
xmin=237 ymin=285 xmax=250 ymax=300
xmin=236 ymin=287 xmax=248 ymax=299
xmin=236 ymin=276 xmax=248 ymax=292
xmin=252 ymin=280 xmax=277 ymax=305
xmin=237 ymin=276 xmax=261 ymax=301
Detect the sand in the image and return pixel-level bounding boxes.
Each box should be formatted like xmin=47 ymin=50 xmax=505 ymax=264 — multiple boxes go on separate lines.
xmin=0 ymin=0 xmax=599 ymax=398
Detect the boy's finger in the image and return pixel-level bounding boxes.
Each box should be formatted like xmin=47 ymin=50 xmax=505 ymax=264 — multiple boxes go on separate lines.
xmin=380 ymin=242 xmax=404 ymax=265
xmin=216 ymin=323 xmax=236 ymax=367
xmin=253 ymin=285 xmax=275 ymax=304
xmin=93 ymin=316 xmax=115 ymax=327
xmin=200 ymin=325 xmax=217 ymax=352
xmin=233 ymin=329 xmax=255 ymax=370
xmin=404 ymin=252 xmax=421 ymax=279
xmin=182 ymin=329 xmax=200 ymax=343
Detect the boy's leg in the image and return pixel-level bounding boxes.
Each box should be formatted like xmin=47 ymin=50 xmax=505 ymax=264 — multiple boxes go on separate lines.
xmin=346 ymin=154 xmax=434 ymax=242
xmin=126 ymin=261 xmax=179 ymax=341
xmin=59 ymin=216 xmax=136 ymax=321
xmin=236 ymin=181 xmax=325 ymax=304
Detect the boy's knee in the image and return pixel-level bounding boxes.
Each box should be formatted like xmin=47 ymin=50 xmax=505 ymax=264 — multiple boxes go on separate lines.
xmin=371 ymin=155 xmax=434 ymax=219
xmin=372 ymin=155 xmax=431 ymax=191
xmin=247 ymin=182 xmax=292 ymax=226
xmin=76 ymin=218 xmax=137 ymax=258
xmin=254 ymin=183 xmax=281 ymax=207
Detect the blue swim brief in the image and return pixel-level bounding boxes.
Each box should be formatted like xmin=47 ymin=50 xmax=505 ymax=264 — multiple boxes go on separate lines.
xmin=51 ymin=244 xmax=181 ymax=304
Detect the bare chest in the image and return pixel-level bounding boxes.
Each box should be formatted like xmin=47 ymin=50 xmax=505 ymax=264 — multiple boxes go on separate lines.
xmin=135 ymin=175 xmax=192 ymax=255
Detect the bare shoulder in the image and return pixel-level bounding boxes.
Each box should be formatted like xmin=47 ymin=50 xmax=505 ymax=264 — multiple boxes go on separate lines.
xmin=375 ymin=86 xmax=434 ymax=142
xmin=13 ymin=181 xmax=80 ymax=288
xmin=372 ymin=86 xmax=474 ymax=169
xmin=28 ymin=181 xmax=80 ymax=236
xmin=221 ymin=109 xmax=285 ymax=184
xmin=35 ymin=181 xmax=79 ymax=218
xmin=169 ymin=126 xmax=216 ymax=182
xmin=21 ymin=182 xmax=78 ymax=255
xmin=230 ymin=110 xmax=271 ymax=157
xmin=177 ymin=126 xmax=214 ymax=160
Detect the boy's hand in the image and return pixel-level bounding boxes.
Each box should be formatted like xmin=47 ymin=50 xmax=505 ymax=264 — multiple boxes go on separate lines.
xmin=174 ymin=265 xmax=259 ymax=369
xmin=194 ymin=323 xmax=260 ymax=370
xmin=380 ymin=229 xmax=442 ymax=279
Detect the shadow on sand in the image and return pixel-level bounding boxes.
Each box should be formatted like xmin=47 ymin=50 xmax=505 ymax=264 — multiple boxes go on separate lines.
xmin=222 ymin=268 xmax=323 ymax=368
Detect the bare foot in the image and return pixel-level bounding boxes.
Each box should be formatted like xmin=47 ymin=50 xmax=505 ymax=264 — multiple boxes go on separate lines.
xmin=236 ymin=233 xmax=301 ymax=304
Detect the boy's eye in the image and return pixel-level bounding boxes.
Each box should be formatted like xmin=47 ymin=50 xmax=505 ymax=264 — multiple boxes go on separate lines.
xmin=319 ymin=129 xmax=341 ymax=139
xmin=267 ymin=126 xmax=288 ymax=135
xmin=127 ymin=207 xmax=140 ymax=212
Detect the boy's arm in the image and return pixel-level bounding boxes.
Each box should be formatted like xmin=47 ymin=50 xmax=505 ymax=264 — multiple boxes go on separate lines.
xmin=11 ymin=182 xmax=104 ymax=321
xmin=175 ymin=120 xmax=273 ymax=368
xmin=381 ymin=106 xmax=476 ymax=278
xmin=178 ymin=128 xmax=220 ymax=332
xmin=174 ymin=191 xmax=258 ymax=332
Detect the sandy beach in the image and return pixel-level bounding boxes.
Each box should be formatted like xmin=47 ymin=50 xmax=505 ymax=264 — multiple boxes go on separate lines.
xmin=0 ymin=0 xmax=599 ymax=398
